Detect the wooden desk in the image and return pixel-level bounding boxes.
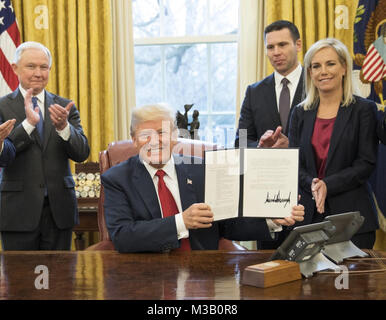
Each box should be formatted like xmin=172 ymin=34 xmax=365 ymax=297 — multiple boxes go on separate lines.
xmin=0 ymin=250 xmax=385 ymax=300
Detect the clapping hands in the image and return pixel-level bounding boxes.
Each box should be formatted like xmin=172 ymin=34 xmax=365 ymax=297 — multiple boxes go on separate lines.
xmin=49 ymin=101 xmax=74 ymax=131
xmin=24 ymin=88 xmax=40 ymax=126
xmin=0 ymin=119 xmax=16 ymax=144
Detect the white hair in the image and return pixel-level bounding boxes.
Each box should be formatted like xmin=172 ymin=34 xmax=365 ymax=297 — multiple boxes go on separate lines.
xmin=13 ymin=41 xmax=52 ymax=67
xmin=130 ymin=103 xmax=177 ymax=137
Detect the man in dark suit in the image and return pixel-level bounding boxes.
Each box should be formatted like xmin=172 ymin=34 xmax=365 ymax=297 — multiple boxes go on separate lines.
xmin=235 ymin=20 xmax=304 ymax=249
xmin=235 ymin=20 xmax=304 ymax=148
xmin=0 ymin=41 xmax=90 ymax=250
xmin=102 ymin=103 xmax=305 ymax=253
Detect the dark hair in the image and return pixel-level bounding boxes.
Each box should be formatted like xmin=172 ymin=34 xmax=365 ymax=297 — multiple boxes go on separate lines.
xmin=264 ymin=20 xmax=300 ymax=42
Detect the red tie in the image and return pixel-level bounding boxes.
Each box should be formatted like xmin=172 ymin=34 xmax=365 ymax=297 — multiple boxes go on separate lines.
xmin=155 ymin=170 xmax=191 ymax=251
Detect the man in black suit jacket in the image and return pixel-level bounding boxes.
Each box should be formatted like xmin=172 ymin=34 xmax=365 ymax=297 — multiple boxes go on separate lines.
xmin=235 ymin=20 xmax=304 ymax=148
xmin=235 ymin=20 xmax=304 ymax=249
xmin=102 ymin=103 xmax=305 ymax=253
xmin=0 ymin=41 xmax=90 ymax=250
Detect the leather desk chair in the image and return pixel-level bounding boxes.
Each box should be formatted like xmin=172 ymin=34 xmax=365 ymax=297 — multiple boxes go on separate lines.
xmin=85 ymin=138 xmax=246 ymax=251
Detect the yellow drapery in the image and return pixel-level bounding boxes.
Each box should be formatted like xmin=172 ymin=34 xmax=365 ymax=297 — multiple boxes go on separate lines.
xmin=13 ymin=0 xmax=114 ymax=162
xmin=266 ymin=0 xmax=358 ymax=75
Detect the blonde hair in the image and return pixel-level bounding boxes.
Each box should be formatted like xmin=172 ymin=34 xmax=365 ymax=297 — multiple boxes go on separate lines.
xmin=302 ymin=38 xmax=356 ymax=110
xmin=130 ymin=103 xmax=177 ymax=137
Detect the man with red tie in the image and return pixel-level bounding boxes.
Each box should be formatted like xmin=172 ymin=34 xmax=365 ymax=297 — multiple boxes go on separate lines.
xmin=101 ymin=103 xmax=304 ymax=253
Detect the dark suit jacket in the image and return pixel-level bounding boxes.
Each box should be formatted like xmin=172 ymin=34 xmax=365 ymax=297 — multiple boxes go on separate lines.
xmin=235 ymin=71 xmax=304 ymax=147
xmin=378 ymin=111 xmax=386 ymax=145
xmin=0 ymin=139 xmax=15 ymax=167
xmin=101 ymin=155 xmax=274 ymax=253
xmin=289 ymin=96 xmax=379 ymax=234
xmin=0 ymin=89 xmax=90 ymax=232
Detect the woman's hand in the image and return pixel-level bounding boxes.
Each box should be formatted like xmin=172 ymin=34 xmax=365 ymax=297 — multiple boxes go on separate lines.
xmin=311 ymin=178 xmax=327 ymax=213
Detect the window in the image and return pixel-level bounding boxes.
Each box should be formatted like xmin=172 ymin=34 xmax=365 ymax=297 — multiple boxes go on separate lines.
xmin=133 ymin=0 xmax=239 ymax=147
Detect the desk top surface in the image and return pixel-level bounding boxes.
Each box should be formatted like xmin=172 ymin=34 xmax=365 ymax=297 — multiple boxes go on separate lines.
xmin=0 ymin=250 xmax=385 ymax=300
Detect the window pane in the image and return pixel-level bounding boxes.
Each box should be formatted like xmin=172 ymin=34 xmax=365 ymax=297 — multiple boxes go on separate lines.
xmin=135 ymin=42 xmax=238 ymax=140
xmin=133 ymin=0 xmax=238 ymax=38
xmin=198 ymin=114 xmax=236 ymax=148
xmin=162 ymin=0 xmax=207 ymax=37
xmin=165 ymin=44 xmax=207 ymax=113
xmin=133 ymin=0 xmax=239 ymax=144
xmin=208 ymin=0 xmax=238 ymax=35
xmin=211 ymin=43 xmax=237 ymax=112
xmin=132 ymin=0 xmax=160 ymax=38
xmin=134 ymin=46 xmax=163 ymax=107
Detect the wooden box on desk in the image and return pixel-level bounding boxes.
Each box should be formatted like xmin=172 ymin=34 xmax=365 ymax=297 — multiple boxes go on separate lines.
xmin=242 ymin=260 xmax=301 ymax=288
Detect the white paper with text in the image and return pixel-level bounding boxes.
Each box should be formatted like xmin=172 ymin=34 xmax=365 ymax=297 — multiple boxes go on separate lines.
xmin=242 ymin=148 xmax=298 ymax=218
xmin=205 ymin=149 xmax=240 ymax=221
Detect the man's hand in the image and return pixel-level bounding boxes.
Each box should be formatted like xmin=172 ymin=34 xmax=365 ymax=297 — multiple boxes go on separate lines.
xmin=272 ymin=204 xmax=305 ymax=227
xmin=182 ymin=203 xmax=214 ymax=229
xmin=258 ymin=126 xmax=289 ymax=148
xmin=311 ymin=178 xmax=327 ymax=214
xmin=258 ymin=129 xmax=275 ymax=147
xmin=0 ymin=119 xmax=16 ymax=143
xmin=49 ymin=101 xmax=74 ymax=131
xmin=24 ymin=88 xmax=40 ymax=126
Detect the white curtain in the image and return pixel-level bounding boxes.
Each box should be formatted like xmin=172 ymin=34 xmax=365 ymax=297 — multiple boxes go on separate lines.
xmin=111 ymin=0 xmax=137 ymax=140
xmin=236 ymin=0 xmax=267 ymax=123
xmin=236 ymin=0 xmax=267 ymax=250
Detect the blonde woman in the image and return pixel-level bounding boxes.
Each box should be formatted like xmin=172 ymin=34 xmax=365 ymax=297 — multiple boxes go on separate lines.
xmin=289 ymin=38 xmax=379 ymax=249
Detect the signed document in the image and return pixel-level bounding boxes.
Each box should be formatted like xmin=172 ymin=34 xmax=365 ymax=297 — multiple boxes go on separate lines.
xmin=205 ymin=148 xmax=299 ymax=221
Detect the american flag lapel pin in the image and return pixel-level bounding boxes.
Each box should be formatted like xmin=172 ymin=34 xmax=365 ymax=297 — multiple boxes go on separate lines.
xmin=187 ymin=178 xmax=192 ymax=185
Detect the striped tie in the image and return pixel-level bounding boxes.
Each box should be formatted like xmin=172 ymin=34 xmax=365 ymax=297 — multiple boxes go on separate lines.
xmin=32 ymin=96 xmax=44 ymax=142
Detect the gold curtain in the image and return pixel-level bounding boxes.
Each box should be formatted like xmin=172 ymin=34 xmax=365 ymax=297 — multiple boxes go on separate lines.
xmin=266 ymin=0 xmax=358 ymax=75
xmin=13 ymin=0 xmax=114 ymax=162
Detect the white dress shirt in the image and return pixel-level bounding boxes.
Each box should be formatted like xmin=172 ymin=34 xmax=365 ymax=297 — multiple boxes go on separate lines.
xmin=19 ymin=86 xmax=70 ymax=141
xmin=143 ymin=158 xmax=189 ymax=240
xmin=274 ymin=63 xmax=303 ymax=111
